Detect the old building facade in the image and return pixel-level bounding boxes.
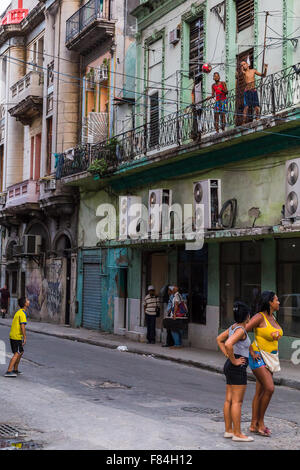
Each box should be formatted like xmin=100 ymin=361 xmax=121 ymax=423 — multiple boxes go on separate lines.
xmin=57 ymin=0 xmax=300 ymax=360
xmin=2 ymin=1 xmax=300 ymax=361
xmin=0 ymin=0 xmax=81 ymax=324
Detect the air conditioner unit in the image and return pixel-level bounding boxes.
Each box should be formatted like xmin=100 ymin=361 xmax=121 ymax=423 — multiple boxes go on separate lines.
xmin=12 ymin=244 xmax=23 ymax=257
xmin=148 ymin=189 xmax=172 ymax=236
xmin=285 ymin=158 xmax=300 ymax=219
xmin=119 ymin=196 xmax=142 ymax=240
xmin=96 ymin=65 xmax=108 ymax=83
xmin=23 ymin=235 xmax=42 ymax=255
xmin=169 ymin=27 xmax=180 ymax=45
xmin=0 ymin=193 xmax=6 ymax=205
xmin=44 ymin=179 xmax=56 ymax=191
xmin=193 ymin=180 xmax=221 ymax=229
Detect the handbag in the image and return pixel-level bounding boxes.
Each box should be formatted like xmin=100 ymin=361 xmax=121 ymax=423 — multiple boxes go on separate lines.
xmin=174 ymin=294 xmax=188 ymax=319
xmin=254 ymin=340 xmax=281 ymax=373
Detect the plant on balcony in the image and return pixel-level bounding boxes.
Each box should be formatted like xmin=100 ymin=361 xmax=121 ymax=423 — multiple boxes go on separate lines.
xmin=88 ymin=158 xmax=108 ymax=177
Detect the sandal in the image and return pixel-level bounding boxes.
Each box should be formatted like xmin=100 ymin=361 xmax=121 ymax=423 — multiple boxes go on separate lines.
xmin=257 ymin=428 xmax=271 ymax=437
xmin=249 ymin=427 xmax=258 ymax=433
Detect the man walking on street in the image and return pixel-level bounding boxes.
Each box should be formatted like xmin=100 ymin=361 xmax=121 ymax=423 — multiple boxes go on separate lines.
xmin=0 ymin=285 xmax=10 ymax=319
xmin=4 ymin=297 xmax=29 ymax=377
xmin=144 ymin=286 xmax=159 ymax=344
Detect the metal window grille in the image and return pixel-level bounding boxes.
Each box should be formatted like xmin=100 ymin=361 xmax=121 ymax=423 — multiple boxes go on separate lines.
xmin=236 ymin=0 xmax=254 ymax=32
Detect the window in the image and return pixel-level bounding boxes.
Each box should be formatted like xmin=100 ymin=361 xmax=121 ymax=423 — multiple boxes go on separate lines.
xmin=220 ymin=241 xmax=261 ymax=328
xmin=277 ymin=238 xmax=300 ymax=337
xmin=178 ymin=245 xmax=208 ymax=324
xmin=147 ymin=37 xmax=162 ymax=146
xmin=189 ymin=15 xmax=204 ymax=85
xmin=46 ymin=117 xmax=53 ymax=175
xmin=149 ymin=92 xmax=159 ymax=148
xmin=236 ymin=0 xmax=254 ymax=32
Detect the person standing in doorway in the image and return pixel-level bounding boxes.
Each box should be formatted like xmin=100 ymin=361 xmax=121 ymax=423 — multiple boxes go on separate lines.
xmin=4 ymin=297 xmax=30 ymax=377
xmin=217 ymin=301 xmax=254 ymax=442
xmin=246 ymin=291 xmax=283 ymax=437
xmin=162 ymin=286 xmax=175 ymax=347
xmin=144 ymin=286 xmax=159 ymax=344
xmin=0 ymin=285 xmax=10 ymax=319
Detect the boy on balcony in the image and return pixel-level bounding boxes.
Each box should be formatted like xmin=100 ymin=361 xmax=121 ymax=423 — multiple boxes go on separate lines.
xmin=240 ymin=61 xmax=268 ymax=124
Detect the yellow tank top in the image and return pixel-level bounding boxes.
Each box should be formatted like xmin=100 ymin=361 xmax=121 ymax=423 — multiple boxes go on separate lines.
xmin=252 ymin=312 xmax=283 ymax=353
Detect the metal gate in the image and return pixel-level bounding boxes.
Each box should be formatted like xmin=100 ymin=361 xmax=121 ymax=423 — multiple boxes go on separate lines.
xmin=82 ymin=255 xmax=102 ymax=330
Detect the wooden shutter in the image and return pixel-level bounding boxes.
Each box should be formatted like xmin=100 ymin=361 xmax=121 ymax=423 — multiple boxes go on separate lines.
xmin=189 ymin=15 xmax=204 ymax=85
xmin=236 ymin=0 xmax=254 ymax=32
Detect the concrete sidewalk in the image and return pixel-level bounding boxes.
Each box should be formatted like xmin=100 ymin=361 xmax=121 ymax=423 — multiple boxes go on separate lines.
xmin=1 ymin=317 xmax=300 ymax=390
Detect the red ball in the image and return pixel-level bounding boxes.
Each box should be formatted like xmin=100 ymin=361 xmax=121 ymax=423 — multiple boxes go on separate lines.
xmin=202 ymin=63 xmax=212 ymax=74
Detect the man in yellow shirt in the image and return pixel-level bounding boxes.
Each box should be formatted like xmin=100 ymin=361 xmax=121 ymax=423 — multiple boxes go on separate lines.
xmin=4 ymin=297 xmax=30 ymax=377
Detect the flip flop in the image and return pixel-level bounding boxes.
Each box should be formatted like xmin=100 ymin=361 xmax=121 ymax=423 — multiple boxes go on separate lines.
xmin=249 ymin=427 xmax=258 ymax=433
xmin=257 ymin=428 xmax=271 ymax=437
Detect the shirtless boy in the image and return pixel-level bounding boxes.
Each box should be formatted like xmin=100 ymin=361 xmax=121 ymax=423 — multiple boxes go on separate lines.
xmin=240 ymin=61 xmax=268 ymax=124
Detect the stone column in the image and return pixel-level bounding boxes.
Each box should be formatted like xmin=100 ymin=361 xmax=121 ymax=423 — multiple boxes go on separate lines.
xmin=5 ymin=39 xmax=26 ymax=188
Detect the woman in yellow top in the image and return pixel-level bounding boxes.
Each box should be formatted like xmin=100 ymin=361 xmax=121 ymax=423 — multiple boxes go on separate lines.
xmin=246 ymin=291 xmax=283 ymax=437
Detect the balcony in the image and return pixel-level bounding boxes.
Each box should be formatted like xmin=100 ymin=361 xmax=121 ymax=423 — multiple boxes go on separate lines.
xmin=39 ymin=176 xmax=77 ymax=219
xmin=5 ymin=180 xmax=40 ymax=214
xmin=8 ymin=71 xmax=43 ymax=125
xmin=1 ymin=8 xmax=28 ymax=25
xmin=65 ymin=0 xmax=115 ymax=55
xmin=56 ymin=63 xmax=300 ymax=181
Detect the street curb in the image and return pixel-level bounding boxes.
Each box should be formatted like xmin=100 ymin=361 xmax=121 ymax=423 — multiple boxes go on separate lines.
xmin=2 ymin=321 xmax=300 ymax=391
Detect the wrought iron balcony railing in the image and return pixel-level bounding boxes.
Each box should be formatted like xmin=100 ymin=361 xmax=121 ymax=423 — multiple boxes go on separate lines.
xmin=56 ymin=63 xmax=300 ymax=180
xmin=66 ymin=0 xmax=111 ymax=43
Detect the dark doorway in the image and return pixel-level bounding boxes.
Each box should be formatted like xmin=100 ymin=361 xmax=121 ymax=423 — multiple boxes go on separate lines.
xmin=55 ymin=234 xmax=72 ymax=325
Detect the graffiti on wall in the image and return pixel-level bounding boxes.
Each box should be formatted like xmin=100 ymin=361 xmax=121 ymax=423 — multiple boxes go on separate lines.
xmin=25 ymin=259 xmax=65 ymax=320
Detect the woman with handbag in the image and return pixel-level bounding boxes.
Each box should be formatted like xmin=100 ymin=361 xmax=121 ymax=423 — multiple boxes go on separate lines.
xmin=246 ymin=291 xmax=283 ymax=437
xmin=169 ymin=286 xmax=188 ymax=348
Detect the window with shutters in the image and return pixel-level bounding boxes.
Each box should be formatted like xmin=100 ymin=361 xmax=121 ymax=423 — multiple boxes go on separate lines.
xmin=149 ymin=92 xmax=159 ymax=148
xmin=189 ymin=15 xmax=204 ymax=85
xmin=236 ymin=0 xmax=254 ymax=32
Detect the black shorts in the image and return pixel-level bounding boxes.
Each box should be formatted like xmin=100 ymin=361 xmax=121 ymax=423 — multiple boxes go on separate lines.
xmin=10 ymin=339 xmax=24 ymax=354
xmin=244 ymin=89 xmax=260 ymax=108
xmin=223 ymin=355 xmax=248 ymax=385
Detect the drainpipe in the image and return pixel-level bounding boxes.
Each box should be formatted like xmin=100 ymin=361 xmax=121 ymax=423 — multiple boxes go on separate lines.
xmin=55 ymin=0 xmax=62 ymax=153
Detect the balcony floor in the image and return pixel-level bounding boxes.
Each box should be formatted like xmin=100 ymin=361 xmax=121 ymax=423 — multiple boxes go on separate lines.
xmin=66 ymin=18 xmax=115 ymax=54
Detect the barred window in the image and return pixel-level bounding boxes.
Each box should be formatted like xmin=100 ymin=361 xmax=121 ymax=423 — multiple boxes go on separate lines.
xmin=236 ymin=0 xmax=254 ymax=32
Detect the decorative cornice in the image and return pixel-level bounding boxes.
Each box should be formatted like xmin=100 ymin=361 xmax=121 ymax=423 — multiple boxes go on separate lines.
xmin=133 ymin=0 xmax=187 ymax=31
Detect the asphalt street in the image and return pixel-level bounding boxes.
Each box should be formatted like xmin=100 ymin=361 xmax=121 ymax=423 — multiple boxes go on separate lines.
xmin=0 ymin=325 xmax=299 ymax=450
